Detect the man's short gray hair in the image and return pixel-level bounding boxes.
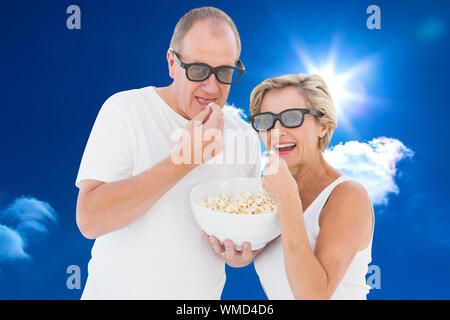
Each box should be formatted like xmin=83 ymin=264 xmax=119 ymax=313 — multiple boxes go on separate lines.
xmin=170 ymin=6 xmax=241 ymax=59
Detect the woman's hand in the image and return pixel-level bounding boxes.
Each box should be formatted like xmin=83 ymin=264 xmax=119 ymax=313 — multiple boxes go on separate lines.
xmin=261 ymin=152 xmax=298 ymax=203
xmin=201 ymin=231 xmax=264 ymax=268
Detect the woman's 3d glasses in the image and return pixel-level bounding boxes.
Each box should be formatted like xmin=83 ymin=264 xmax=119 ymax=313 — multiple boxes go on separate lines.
xmin=248 ymin=108 xmax=323 ymax=132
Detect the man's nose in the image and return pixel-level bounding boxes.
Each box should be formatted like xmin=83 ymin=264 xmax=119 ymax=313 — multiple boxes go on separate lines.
xmin=201 ymin=74 xmax=220 ymax=95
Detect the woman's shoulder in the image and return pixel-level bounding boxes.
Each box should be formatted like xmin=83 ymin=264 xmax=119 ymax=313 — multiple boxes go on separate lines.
xmin=332 ymin=178 xmax=371 ymax=208
xmin=335 ymin=178 xmax=368 ymax=196
xmin=319 ymin=177 xmax=372 ymax=226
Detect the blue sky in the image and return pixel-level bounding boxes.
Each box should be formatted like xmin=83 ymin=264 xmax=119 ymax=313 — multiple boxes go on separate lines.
xmin=1 ymin=0 xmax=449 ymax=299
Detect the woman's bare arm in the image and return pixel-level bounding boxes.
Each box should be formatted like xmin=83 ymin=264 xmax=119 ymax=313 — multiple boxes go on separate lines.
xmin=278 ymin=181 xmax=373 ymax=299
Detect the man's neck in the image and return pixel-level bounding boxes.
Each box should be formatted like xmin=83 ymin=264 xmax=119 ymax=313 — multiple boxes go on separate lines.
xmin=154 ymin=85 xmax=190 ymax=120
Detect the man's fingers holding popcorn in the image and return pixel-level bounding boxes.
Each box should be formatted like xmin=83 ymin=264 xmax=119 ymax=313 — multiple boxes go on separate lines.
xmin=203 ymin=103 xmax=224 ymax=131
xmin=190 ymin=104 xmax=212 ymax=127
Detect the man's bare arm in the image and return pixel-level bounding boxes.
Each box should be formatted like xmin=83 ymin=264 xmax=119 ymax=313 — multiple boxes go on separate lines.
xmin=76 ymin=103 xmax=223 ymax=239
xmin=76 ymin=157 xmax=197 ymax=239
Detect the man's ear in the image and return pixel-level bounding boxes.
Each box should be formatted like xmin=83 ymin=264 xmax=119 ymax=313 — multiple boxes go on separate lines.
xmin=167 ymin=49 xmax=175 ymax=79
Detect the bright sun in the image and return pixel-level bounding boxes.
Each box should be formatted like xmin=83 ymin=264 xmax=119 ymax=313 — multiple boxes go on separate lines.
xmin=297 ymin=47 xmax=375 ymax=131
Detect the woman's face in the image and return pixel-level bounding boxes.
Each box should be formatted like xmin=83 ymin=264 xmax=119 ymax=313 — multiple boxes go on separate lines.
xmin=259 ymin=87 xmax=327 ymax=168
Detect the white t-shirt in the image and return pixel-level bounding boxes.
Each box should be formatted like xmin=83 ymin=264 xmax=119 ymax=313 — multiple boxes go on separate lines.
xmin=75 ymin=86 xmax=261 ymax=299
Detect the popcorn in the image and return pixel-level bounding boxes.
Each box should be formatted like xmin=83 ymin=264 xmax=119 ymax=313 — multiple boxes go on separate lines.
xmin=197 ymin=192 xmax=277 ymax=214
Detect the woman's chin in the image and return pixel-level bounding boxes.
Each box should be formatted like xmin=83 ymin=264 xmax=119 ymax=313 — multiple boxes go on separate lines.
xmin=280 ymin=149 xmax=302 ymax=167
xmin=280 ymin=153 xmax=297 ymax=166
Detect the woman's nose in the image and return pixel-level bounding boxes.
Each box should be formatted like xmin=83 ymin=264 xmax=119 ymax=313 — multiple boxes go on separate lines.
xmin=274 ymin=119 xmax=289 ymax=133
xmin=268 ymin=121 xmax=286 ymax=145
xmin=273 ymin=118 xmax=286 ymax=131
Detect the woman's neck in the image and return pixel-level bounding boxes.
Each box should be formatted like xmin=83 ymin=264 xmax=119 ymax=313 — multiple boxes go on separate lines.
xmin=290 ymin=152 xmax=340 ymax=198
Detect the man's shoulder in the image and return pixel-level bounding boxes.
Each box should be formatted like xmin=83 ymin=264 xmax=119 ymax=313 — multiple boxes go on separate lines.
xmin=106 ymin=86 xmax=154 ymax=106
xmin=222 ymin=105 xmax=252 ymax=131
xmin=99 ymin=86 xmax=157 ymax=119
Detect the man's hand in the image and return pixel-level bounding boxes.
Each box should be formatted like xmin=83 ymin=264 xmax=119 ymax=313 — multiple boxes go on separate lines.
xmin=172 ymin=103 xmax=224 ymax=165
xmin=201 ymin=231 xmax=264 ymax=268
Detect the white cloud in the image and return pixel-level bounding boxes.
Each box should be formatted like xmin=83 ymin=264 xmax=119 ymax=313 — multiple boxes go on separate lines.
xmin=0 ymin=196 xmax=57 ymax=263
xmin=324 ymin=137 xmax=414 ymax=205
xmin=223 ymin=103 xmax=247 ymax=120
xmin=0 ymin=225 xmax=29 ymax=260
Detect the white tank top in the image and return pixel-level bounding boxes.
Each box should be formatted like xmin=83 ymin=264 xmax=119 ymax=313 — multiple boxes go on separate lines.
xmin=254 ymin=175 xmax=374 ymax=300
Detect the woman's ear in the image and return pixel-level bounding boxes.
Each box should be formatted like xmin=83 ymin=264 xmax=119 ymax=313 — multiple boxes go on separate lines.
xmin=319 ymin=124 xmax=329 ymax=139
xmin=167 ymin=49 xmax=175 ymax=79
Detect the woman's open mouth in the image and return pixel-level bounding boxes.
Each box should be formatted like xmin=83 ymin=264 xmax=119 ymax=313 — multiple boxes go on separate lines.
xmin=274 ymin=142 xmax=297 ymax=155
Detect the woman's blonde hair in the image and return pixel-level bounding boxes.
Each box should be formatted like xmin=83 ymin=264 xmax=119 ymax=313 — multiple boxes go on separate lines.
xmin=250 ymin=74 xmax=337 ymax=152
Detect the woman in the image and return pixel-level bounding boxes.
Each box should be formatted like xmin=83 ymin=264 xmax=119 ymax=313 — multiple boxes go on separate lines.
xmin=203 ymin=73 xmax=374 ymax=299
xmin=249 ymin=73 xmax=374 ymax=299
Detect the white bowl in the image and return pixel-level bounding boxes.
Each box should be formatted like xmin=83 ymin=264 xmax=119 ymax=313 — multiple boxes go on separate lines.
xmin=190 ymin=177 xmax=281 ymax=250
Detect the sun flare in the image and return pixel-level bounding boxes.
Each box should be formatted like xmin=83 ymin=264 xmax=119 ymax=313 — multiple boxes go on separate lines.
xmin=297 ymin=47 xmax=375 ymax=131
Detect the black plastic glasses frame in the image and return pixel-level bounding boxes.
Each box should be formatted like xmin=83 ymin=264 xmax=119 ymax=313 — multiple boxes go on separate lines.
xmin=171 ymin=48 xmax=245 ymax=85
xmin=248 ymin=108 xmax=324 ymax=132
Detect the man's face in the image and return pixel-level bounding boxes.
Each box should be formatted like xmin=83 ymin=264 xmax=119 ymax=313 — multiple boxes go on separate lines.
xmin=168 ymin=19 xmax=238 ymax=120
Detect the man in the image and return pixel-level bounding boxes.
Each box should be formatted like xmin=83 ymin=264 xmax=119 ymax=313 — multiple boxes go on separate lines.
xmin=75 ymin=7 xmax=262 ymax=299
